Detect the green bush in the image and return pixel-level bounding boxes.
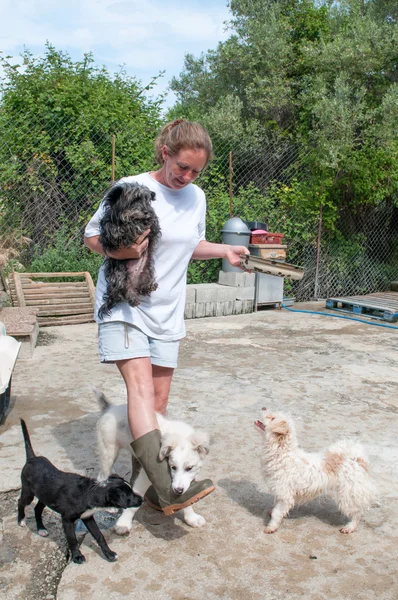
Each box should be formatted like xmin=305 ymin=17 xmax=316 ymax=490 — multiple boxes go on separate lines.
xmin=26 ymin=226 xmax=103 ymax=284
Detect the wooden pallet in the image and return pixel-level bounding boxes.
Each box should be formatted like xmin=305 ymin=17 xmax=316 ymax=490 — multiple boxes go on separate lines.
xmin=326 ymin=292 xmax=398 ymax=323
xmin=8 ymin=271 xmax=95 ymax=326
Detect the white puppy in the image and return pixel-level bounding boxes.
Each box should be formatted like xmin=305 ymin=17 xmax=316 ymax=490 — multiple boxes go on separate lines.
xmin=94 ymin=389 xmax=210 ymax=534
xmin=255 ymin=408 xmax=378 ymax=534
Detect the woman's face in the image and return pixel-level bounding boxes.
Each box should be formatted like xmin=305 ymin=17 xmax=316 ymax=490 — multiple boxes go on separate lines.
xmin=160 ymin=146 xmax=208 ymax=190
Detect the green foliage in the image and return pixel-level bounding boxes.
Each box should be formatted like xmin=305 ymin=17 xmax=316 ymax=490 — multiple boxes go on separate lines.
xmin=26 ymin=225 xmax=104 ymax=284
xmin=318 ymin=231 xmax=397 ymax=296
xmin=1 ymin=12 xmax=396 ymax=293
xmin=187 ymin=258 xmax=221 ymax=285
xmin=171 ymin=0 xmax=398 ymax=216
xmin=0 ymin=44 xmax=163 ymax=247
xmin=169 ymin=0 xmax=398 ymax=285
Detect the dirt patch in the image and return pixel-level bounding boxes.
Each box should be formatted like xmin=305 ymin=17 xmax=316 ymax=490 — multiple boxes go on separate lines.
xmin=0 ymin=490 xmax=68 ymax=600
xmin=0 ymin=489 xmax=19 ymax=521
xmin=36 ymin=331 xmax=59 ymax=347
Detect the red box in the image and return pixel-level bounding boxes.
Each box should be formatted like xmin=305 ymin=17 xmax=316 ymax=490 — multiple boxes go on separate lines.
xmin=250 ymin=229 xmax=268 ymax=244
xmin=263 ymin=232 xmax=285 ymax=245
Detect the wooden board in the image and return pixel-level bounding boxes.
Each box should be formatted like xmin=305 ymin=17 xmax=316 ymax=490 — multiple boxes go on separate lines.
xmin=249 ymin=244 xmax=287 ymax=265
xmin=259 ymin=248 xmax=286 ymax=260
xmin=240 ymin=255 xmax=304 ymax=281
xmin=8 ymin=272 xmax=95 ymax=326
xmin=249 ymin=244 xmax=287 ymax=249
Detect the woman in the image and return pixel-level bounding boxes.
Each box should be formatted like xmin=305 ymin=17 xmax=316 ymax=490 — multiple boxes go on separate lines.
xmin=84 ymin=119 xmax=249 ymax=514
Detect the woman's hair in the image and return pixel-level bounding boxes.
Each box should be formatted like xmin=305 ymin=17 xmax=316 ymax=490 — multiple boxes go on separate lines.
xmin=154 ymin=119 xmax=213 ymax=166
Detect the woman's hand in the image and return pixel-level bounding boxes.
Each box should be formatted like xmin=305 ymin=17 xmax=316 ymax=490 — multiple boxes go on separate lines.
xmin=106 ymin=229 xmax=150 ymax=259
xmin=191 ymin=240 xmax=250 ymax=270
xmin=225 ymin=245 xmax=250 ymax=268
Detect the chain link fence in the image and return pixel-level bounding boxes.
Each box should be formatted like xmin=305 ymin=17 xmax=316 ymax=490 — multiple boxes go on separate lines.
xmin=0 ymin=113 xmax=397 ymax=302
xmin=198 ymin=141 xmax=398 ymax=302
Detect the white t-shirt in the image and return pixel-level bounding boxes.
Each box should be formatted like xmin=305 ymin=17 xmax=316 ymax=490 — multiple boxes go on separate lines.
xmin=84 ymin=173 xmax=206 ymax=340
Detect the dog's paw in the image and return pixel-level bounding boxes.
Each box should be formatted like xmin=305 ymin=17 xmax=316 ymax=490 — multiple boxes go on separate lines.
xmin=72 ymin=553 xmax=86 ymax=564
xmin=340 ymin=525 xmax=356 ymax=534
xmin=38 ymin=528 xmax=49 ymax=537
xmin=264 ymin=525 xmax=279 ymax=534
xmin=105 ymin=507 xmax=119 ymax=515
xmin=18 ymin=519 xmax=26 ymax=528
xmin=105 ymin=551 xmax=118 ymax=562
xmin=114 ymin=523 xmax=132 ymax=536
xmin=184 ymin=513 xmax=206 ymax=528
xmin=114 ymin=510 xmax=136 ymax=536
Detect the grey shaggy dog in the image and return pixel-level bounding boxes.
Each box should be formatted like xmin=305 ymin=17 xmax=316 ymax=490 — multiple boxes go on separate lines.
xmin=98 ymin=181 xmax=161 ymax=319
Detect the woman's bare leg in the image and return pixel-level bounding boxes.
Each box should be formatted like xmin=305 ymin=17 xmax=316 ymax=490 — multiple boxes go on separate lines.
xmin=117 ymin=358 xmax=214 ymax=515
xmin=152 ymin=365 xmax=174 ymax=415
xmin=113 ymin=356 xmax=158 ymax=534
xmin=116 ymin=357 xmax=158 ymax=439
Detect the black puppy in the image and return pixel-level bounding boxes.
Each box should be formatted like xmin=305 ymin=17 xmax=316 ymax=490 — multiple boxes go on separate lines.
xmin=98 ymin=181 xmax=161 ymax=319
xmin=18 ymin=419 xmax=143 ymax=564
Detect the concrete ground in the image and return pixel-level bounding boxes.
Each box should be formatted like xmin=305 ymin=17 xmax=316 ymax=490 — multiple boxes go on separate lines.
xmin=0 ymin=303 xmax=397 ymax=600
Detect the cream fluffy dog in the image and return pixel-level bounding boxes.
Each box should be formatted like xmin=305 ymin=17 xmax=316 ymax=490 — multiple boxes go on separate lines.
xmin=255 ymin=408 xmax=378 ymax=534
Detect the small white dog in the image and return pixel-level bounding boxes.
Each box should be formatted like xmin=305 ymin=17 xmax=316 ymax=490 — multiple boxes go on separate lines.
xmin=255 ymin=408 xmax=378 ymax=534
xmin=94 ymin=389 xmax=210 ymax=534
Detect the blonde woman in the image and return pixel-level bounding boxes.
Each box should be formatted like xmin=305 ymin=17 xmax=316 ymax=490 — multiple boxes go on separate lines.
xmin=84 ymin=119 xmax=249 ymax=513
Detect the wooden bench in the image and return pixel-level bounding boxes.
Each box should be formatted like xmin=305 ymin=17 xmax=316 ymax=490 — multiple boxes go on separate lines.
xmin=8 ymin=271 xmax=96 ymax=326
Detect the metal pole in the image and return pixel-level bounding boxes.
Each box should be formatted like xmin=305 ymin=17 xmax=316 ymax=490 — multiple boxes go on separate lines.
xmin=111 ymin=135 xmax=116 ymax=183
xmin=314 ymin=204 xmax=323 ymax=299
xmin=229 ymin=151 xmax=233 ymax=217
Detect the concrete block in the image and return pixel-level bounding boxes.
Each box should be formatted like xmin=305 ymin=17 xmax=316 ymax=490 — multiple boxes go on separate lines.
xmin=215 ymin=303 xmax=225 ymax=317
xmin=218 ymin=270 xmax=247 ymax=287
xmin=195 ymin=284 xmax=219 ymax=303
xmin=242 ymin=300 xmax=254 ymax=313
xmin=216 ymin=286 xmax=237 ymax=303
xmin=244 ymin=273 xmax=256 ymax=287
xmin=235 ymin=287 xmax=255 ymax=301
xmin=234 ymin=301 xmax=243 ymax=315
xmin=222 ymin=301 xmax=234 ymax=316
xmin=193 ymin=283 xmax=237 ymax=304
xmin=184 ymin=304 xmax=195 ymax=320
xmin=15 ymin=331 xmax=37 ymax=359
xmin=185 ymin=285 xmax=197 ymax=303
xmin=205 ymin=303 xmax=217 ymax=317
xmin=0 ymin=307 xmax=40 ymax=359
xmin=195 ymin=303 xmax=206 ymax=318
xmin=184 ymin=285 xmax=254 ymax=321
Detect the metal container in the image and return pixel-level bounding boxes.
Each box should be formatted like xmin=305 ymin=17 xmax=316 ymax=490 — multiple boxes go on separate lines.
xmin=243 ymin=220 xmax=268 ymax=232
xmin=221 ymin=217 xmax=251 ymax=272
xmin=248 ymin=245 xmax=284 ymax=309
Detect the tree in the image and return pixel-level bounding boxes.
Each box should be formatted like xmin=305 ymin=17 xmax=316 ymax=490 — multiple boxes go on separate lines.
xmin=0 ymin=43 xmax=163 ymax=253
xmin=170 ymin=0 xmax=398 ymax=221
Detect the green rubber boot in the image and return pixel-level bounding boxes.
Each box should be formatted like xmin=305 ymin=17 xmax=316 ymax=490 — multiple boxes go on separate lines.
xmin=144 ymin=486 xmax=162 ymax=511
xmin=131 ymin=429 xmax=215 ymax=516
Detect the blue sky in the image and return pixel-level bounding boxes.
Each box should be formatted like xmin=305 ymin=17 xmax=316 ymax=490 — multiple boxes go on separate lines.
xmin=0 ymin=0 xmax=231 ymax=108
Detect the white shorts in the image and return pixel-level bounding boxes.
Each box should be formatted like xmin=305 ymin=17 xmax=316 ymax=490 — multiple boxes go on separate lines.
xmin=98 ymin=321 xmax=180 ymax=368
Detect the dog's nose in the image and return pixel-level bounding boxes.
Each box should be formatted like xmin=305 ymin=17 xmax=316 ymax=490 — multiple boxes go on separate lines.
xmin=129 ymin=494 xmax=143 ymax=507
xmin=173 ymin=487 xmax=184 ymax=495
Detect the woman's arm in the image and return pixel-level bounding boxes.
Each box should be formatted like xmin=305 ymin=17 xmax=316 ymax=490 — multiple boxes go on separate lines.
xmin=191 ymin=240 xmax=249 ymax=268
xmin=84 ymin=230 xmax=150 ymax=260
xmin=83 ymin=235 xmax=106 ymax=256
